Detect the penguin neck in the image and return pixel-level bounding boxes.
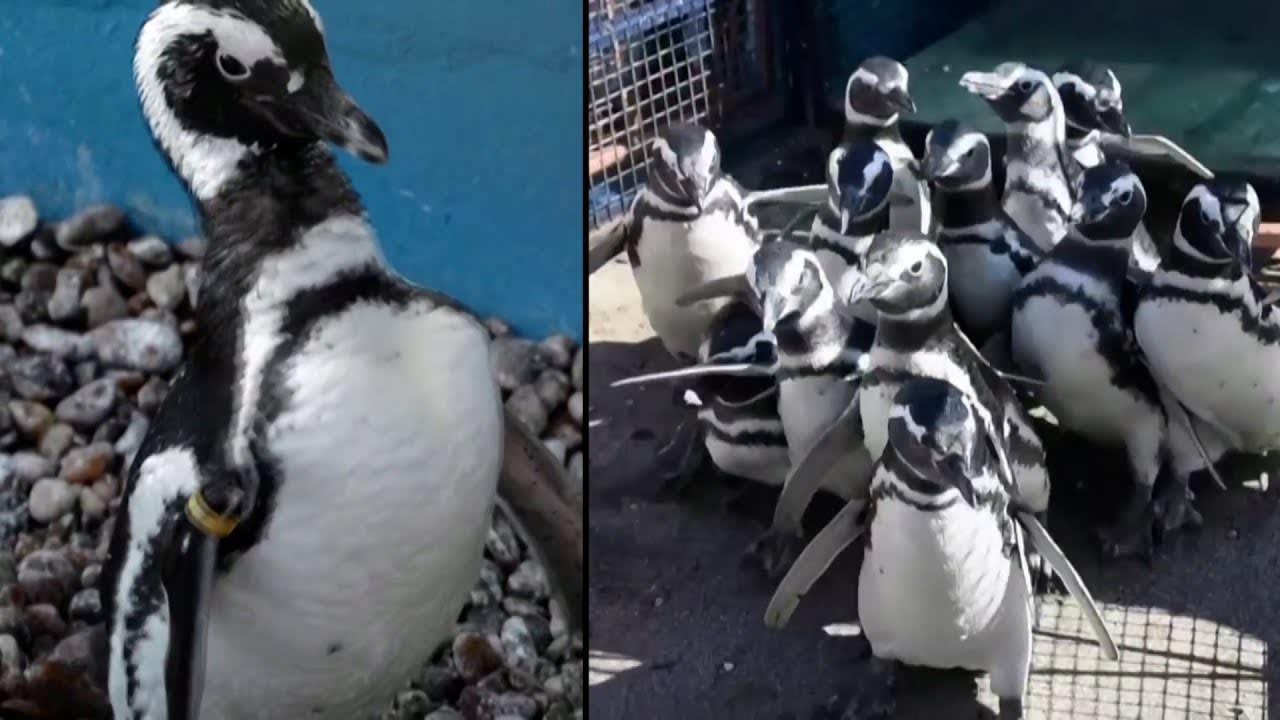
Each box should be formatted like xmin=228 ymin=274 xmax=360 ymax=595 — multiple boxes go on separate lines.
xmin=193 ymin=141 xmax=372 ymax=330
xmin=843 ymin=120 xmax=904 ymax=152
xmin=1007 ymin=117 xmax=1066 ymax=171
xmin=875 ymin=293 xmax=953 ymax=353
xmin=1053 ymin=232 xmax=1132 ymax=287
xmin=1064 ymin=122 xmax=1091 ymax=148
xmin=934 ymin=183 xmax=999 ymax=230
xmin=775 ymin=298 xmax=855 ymax=369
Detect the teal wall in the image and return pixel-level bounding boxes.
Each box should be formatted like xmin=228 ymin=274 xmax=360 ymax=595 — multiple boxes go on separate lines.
xmin=0 ymin=0 xmax=582 ymax=339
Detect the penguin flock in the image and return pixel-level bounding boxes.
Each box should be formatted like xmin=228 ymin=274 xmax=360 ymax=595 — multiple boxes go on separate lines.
xmin=602 ymin=54 xmax=1274 ymax=715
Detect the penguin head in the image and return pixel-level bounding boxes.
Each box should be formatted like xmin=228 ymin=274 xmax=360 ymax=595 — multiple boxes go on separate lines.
xmin=842 ymin=232 xmax=948 ymax=319
xmin=845 ymin=56 xmax=915 ymax=127
xmin=922 ymin=120 xmax=992 ymax=191
xmin=1214 ymin=179 xmax=1261 ymax=270
xmin=1171 ymin=183 xmax=1248 ymax=271
xmin=747 ymin=240 xmax=833 ymax=336
xmin=959 ymin=62 xmax=1061 ymax=125
xmin=649 ymin=124 xmax=722 ymax=212
xmin=831 ymin=140 xmax=894 ymax=233
xmin=1053 ymin=61 xmax=1130 ymax=137
xmin=1070 ymin=161 xmax=1147 ymax=240
xmin=134 ymin=0 xmax=388 ymax=200
xmin=888 ymin=377 xmax=982 ymax=482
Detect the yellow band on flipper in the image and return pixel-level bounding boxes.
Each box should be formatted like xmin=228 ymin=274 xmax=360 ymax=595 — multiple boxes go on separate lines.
xmin=185 ymin=490 xmax=239 ymax=538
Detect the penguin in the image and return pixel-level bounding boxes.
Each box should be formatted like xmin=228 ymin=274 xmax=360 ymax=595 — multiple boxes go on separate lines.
xmin=1052 ymin=61 xmax=1130 ymax=171
xmin=624 ymin=122 xmax=760 ymax=362
xmin=763 ymin=378 xmax=1118 ymax=720
xmin=837 ymin=56 xmax=930 ymax=234
xmin=101 ymin=2 xmax=582 ymax=719
xmin=960 ymin=62 xmax=1077 ymax=253
xmin=685 ymin=301 xmax=791 ymax=487
xmin=807 ymin=138 xmax=896 ymax=323
xmin=1009 ymin=161 xmax=1204 ymax=558
xmin=1134 ymin=181 xmax=1280 ymax=462
xmin=923 ymin=119 xmax=1043 ymax=349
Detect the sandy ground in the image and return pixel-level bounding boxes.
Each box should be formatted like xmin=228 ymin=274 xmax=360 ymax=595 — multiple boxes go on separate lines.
xmin=588 ymin=254 xmax=1279 ymax=719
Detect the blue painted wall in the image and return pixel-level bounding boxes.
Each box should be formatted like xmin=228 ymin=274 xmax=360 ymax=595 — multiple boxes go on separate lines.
xmin=0 ymin=0 xmax=582 ymax=340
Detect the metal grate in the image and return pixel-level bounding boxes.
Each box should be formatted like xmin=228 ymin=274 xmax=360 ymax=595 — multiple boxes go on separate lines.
xmin=587 ymin=0 xmax=775 ymax=230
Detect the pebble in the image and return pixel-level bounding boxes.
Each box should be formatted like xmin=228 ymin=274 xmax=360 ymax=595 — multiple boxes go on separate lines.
xmin=0 ymin=259 xmax=25 ymax=287
xmin=8 ymin=402 xmax=53 ymax=439
xmin=68 ymin=588 xmax=101 ymax=623
xmin=0 ymin=306 xmax=23 ymax=342
xmin=452 ymin=631 xmax=504 ymax=682
xmin=17 ymin=549 xmax=76 ymax=606
xmin=114 ymin=412 xmax=149 ymax=470
xmin=78 ymin=487 xmax=105 ymax=521
xmin=21 ymin=325 xmax=92 ymax=361
xmin=175 ymin=235 xmax=207 ymax=260
xmin=507 ymin=561 xmax=549 ymax=600
xmin=0 ymin=609 xmax=28 ymax=648
xmin=74 ymin=359 xmax=98 ymax=387
xmin=571 ymin=349 xmax=582 ymax=391
xmin=484 ymin=316 xmax=511 ymax=338
xmin=81 ymin=285 xmax=129 ymax=328
xmin=135 ymin=376 xmax=169 ymax=412
xmin=567 ymin=393 xmax=583 ymax=427
xmin=10 ymin=452 xmax=55 ymax=483
xmin=539 ymin=335 xmax=576 ymax=369
xmin=127 ymin=235 xmax=173 ymax=266
xmin=47 ymin=627 xmax=95 ymax=673
xmin=395 ymin=689 xmax=435 ymax=719
xmin=55 ymin=378 xmax=117 ymax=428
xmin=21 ymin=263 xmax=58 ymax=292
xmin=28 ymin=479 xmax=76 ymax=523
xmin=90 ymin=318 xmax=182 ymax=372
xmin=23 ymin=604 xmax=65 ymax=639
xmin=38 ymin=424 xmax=75 ymax=462
xmin=417 ymin=664 xmax=463 ymax=704
xmin=55 ymin=204 xmax=125 ymax=250
xmin=146 ymin=264 xmax=186 ymax=311
xmin=79 ymin=564 xmax=100 ymax=589
xmin=542 ymin=438 xmax=567 ymax=466
xmin=8 ymin=355 xmax=74 ymax=401
xmin=0 ymin=634 xmax=22 ymax=671
xmin=59 ymin=443 xmax=113 ymax=485
xmin=533 ymin=369 xmax=571 ymax=411
xmin=46 ymin=269 xmax=83 ymax=323
xmin=106 ymin=243 xmax=148 ymax=291
xmin=424 ymin=710 xmax=463 ymax=720
xmin=505 ymin=386 xmax=548 ymax=437
xmin=486 ymin=516 xmax=523 ymax=570
xmin=501 ymin=616 xmax=539 ymax=675
xmin=184 ymin=263 xmax=202 ymax=308
xmin=0 ymin=197 xmax=38 ymax=247
xmin=14 ymin=289 xmax=51 ymax=324
xmin=490 ymin=337 xmax=546 ymax=390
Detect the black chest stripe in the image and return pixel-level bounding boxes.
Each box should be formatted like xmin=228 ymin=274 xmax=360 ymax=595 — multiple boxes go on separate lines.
xmin=1142 ymin=284 xmax=1280 ymax=346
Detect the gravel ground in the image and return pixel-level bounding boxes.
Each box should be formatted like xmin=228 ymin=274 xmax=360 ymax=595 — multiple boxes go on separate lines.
xmin=0 ymin=196 xmax=583 ymax=720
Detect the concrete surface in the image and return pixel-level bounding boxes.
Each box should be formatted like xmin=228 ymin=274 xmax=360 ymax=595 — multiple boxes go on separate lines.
xmin=0 ymin=0 xmax=580 ymax=338
xmin=588 ymin=256 xmax=1278 ymax=719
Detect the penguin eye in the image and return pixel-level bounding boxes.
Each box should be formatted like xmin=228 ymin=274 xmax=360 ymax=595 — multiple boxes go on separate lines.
xmin=217 ymin=54 xmax=250 ymax=81
xmin=909 ymin=260 xmax=924 ymax=276
xmin=1016 ymin=79 xmax=1035 ymax=93
xmin=1117 ymin=189 xmax=1133 ymax=204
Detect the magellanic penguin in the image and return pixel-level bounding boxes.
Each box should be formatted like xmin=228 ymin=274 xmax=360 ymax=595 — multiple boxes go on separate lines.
xmin=1010 ymin=161 xmax=1207 ymax=559
xmin=763 ymin=378 xmax=1119 ymax=720
xmin=100 ymin=2 xmax=582 ymax=719
xmin=807 ymin=138 xmax=897 ymax=324
xmin=837 ymin=56 xmax=931 ymax=234
xmin=624 ymin=123 xmax=760 ymax=362
xmin=923 ymin=119 xmax=1043 ymax=349
xmin=1052 ymin=62 xmax=1130 ymax=170
xmin=960 ymin=62 xmax=1077 ymax=253
xmin=1134 ymin=181 xmax=1280 ymax=464
xmin=752 ymin=233 xmax=1052 ymax=578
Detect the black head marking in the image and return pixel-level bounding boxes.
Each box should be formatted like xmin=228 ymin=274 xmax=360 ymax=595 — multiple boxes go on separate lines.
xmin=886 ymin=377 xmax=981 ymax=494
xmin=1054 ymin=61 xmax=1128 ymax=137
xmin=835 ymin=140 xmax=894 ymax=219
xmin=1073 ymin=160 xmax=1146 ymax=240
xmin=846 ymin=56 xmax=915 ymax=124
xmin=650 ymin=124 xmax=720 ymax=206
xmin=962 ymin=62 xmax=1058 ymax=124
xmin=859 ymin=232 xmax=947 ymax=316
xmin=923 ymin=119 xmax=992 ymax=190
xmin=1170 ymin=183 xmax=1238 ymax=273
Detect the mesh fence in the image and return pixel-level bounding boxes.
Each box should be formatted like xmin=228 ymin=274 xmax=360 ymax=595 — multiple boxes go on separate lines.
xmin=587 ymin=0 xmax=775 ymax=230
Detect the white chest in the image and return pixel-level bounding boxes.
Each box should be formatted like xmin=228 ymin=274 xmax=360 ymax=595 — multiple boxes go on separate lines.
xmin=943 ymin=242 xmax=1024 ymax=340
xmin=200 ymin=301 xmax=502 ymax=720
xmin=1135 ymin=288 xmax=1280 ymax=450
xmin=1003 ymin=161 xmax=1070 ymax=251
xmin=778 ymin=375 xmax=862 ymax=496
xmin=633 ymin=213 xmax=756 ymax=358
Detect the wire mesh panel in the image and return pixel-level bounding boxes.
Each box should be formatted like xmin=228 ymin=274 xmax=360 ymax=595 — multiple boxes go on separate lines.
xmin=587 ymin=0 xmax=776 ymax=230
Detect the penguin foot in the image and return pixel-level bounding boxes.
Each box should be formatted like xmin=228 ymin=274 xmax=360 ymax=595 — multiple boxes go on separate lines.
xmin=1152 ymin=483 xmax=1203 ymax=537
xmin=743 ymin=527 xmax=805 ymax=580
xmin=1096 ymin=505 xmax=1157 ymax=563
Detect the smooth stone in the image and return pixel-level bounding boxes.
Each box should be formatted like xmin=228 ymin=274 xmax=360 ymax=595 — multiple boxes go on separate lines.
xmin=175 ymin=236 xmax=207 ymax=260
xmin=38 ymin=423 xmax=75 ymax=461
xmin=20 ymin=263 xmax=58 ymax=293
xmin=68 ymin=588 xmax=101 ymax=622
xmin=91 ymin=474 xmax=120 ymax=503
xmin=28 ymin=231 xmax=62 ymax=261
xmin=451 ymin=631 xmax=504 ymax=682
xmin=0 ymin=197 xmax=37 ymax=247
xmin=0 ymin=634 xmax=21 ymax=672
xmin=92 ymin=417 xmax=125 ymax=445
xmin=533 ymin=369 xmax=571 ymax=411
xmin=78 ymin=486 xmax=106 ymax=520
xmin=539 ymin=334 xmax=576 ymax=369
xmin=484 ymin=316 xmax=511 ymax=338
xmin=394 ymin=689 xmax=435 ymax=720
xmin=21 ymin=325 xmax=92 ymax=361
xmin=73 ymin=360 xmax=98 ymax=387
xmin=10 ymin=452 xmax=55 ymax=482
xmin=127 ymin=235 xmax=173 ymax=266
xmin=0 ymin=259 xmax=24 ymax=287
xmin=566 ymin=454 xmax=582 ymax=513
xmin=146 ymin=264 xmax=186 ymax=311
xmin=8 ymin=401 xmax=52 ymax=439
xmin=8 ymin=354 xmax=73 ymax=401
xmin=0 ymin=609 xmax=27 ymax=648
xmin=135 ymin=376 xmax=168 ymax=413
xmin=571 ymin=349 xmax=582 ymax=391
xmin=567 ymin=392 xmax=583 ymax=427
xmin=488 ymin=693 xmax=539 ymax=720
xmin=184 ymin=263 xmax=202 ymax=308
xmin=47 ymin=626 xmax=96 ymax=673
xmin=507 ymin=559 xmax=550 ymax=599
xmin=55 ymin=204 xmax=125 ymax=250
xmin=90 ymin=319 xmax=182 ymax=372
xmin=59 ymin=443 xmax=114 ymax=485
xmin=106 ymin=243 xmax=148 ymax=292
xmin=55 ymin=378 xmax=117 ymax=428
xmin=29 ymin=479 xmax=76 ymax=523
xmin=46 ymin=269 xmax=83 ymax=325
xmin=17 ymin=549 xmax=76 ymax=605
xmin=79 ymin=564 xmax=100 ymax=589
xmin=0 ymin=554 xmax=15 ymax=587
xmin=490 ymin=337 xmax=546 ymax=390
xmin=423 ymin=710 xmax=463 ymax=720
xmin=0 ymin=306 xmax=22 ymax=342
xmin=13 ymin=289 xmax=51 ymax=324
xmin=113 ymin=412 xmax=148 ymax=470
xmin=505 ymin=386 xmax=548 ymax=437
xmin=542 ymin=438 xmax=567 ymax=466
xmin=486 ymin=515 xmax=523 ymax=570
xmin=416 ymin=664 xmax=463 ymax=703
xmin=545 ymin=415 xmax=581 ymax=451
xmin=80 ymin=285 xmax=129 ymax=329
xmin=23 ymin=603 xmax=65 ymax=639
xmin=501 ymin=616 xmax=539 ymax=675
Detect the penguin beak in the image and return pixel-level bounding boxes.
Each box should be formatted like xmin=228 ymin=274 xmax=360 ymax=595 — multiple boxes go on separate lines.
xmin=760 ymin=293 xmax=791 ymax=332
xmin=1070 ymin=196 xmax=1107 ymax=225
xmin=291 ymin=66 xmax=389 ymax=163
xmin=841 ymin=264 xmax=893 ymax=306
xmin=922 ymin=151 xmax=954 ymax=181
xmin=1098 ymin=107 xmax=1131 ymax=138
xmin=959 ymin=71 xmax=1010 ymax=100
xmin=885 ymin=86 xmax=917 ymax=115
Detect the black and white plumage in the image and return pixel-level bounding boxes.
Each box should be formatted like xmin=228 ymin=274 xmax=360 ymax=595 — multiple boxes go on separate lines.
xmin=923 ymin=120 xmax=1043 ymax=347
xmin=1053 ymin=62 xmax=1130 ymax=170
xmin=624 ymin=123 xmax=760 ymax=361
xmin=1010 ymin=161 xmax=1202 ymax=558
xmin=686 ymin=301 xmax=790 ymax=486
xmin=837 ymin=56 xmax=930 ymax=234
xmin=1134 ymin=182 xmax=1280 ymax=459
xmin=101 ymin=2 xmax=581 ymax=719
xmin=960 ymin=62 xmax=1077 ymax=253
xmin=808 ymin=139 xmax=894 ymax=322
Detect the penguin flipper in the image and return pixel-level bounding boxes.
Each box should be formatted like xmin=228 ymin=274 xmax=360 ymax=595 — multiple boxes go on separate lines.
xmin=1098 ymin=133 xmax=1214 ymax=180
xmin=771 ymin=391 xmax=870 ymax=536
xmin=1015 ymin=511 xmax=1120 ymax=661
xmin=588 ymin=215 xmax=628 ymax=274
xmin=743 ymin=184 xmax=829 ymax=209
xmin=499 ymin=410 xmax=584 ymax=633
xmin=1154 ymin=382 xmax=1229 ymax=491
xmin=763 ymin=497 xmax=868 ymax=629
xmin=610 ymin=361 xmax=775 ymax=389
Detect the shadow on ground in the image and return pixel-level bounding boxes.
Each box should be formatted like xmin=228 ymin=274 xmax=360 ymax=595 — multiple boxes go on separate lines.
xmin=588 ymin=332 xmax=1280 ymax=719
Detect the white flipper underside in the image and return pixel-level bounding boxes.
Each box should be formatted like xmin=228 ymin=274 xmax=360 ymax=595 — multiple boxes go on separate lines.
xmin=1098 ymin=133 xmax=1214 ymax=179
xmin=764 ymin=498 xmax=868 ymax=629
xmin=771 ymin=392 xmax=872 ymax=534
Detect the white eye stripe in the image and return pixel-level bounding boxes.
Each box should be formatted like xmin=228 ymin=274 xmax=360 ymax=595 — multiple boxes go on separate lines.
xmin=694 ymin=129 xmax=718 ymax=179
xmin=650 ymin=137 xmax=680 ymax=173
